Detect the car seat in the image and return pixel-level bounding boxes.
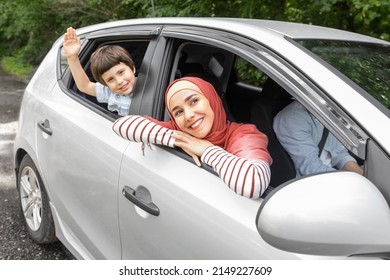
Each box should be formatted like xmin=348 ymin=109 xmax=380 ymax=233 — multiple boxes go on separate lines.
xmin=250 ymin=78 xmax=296 ymax=187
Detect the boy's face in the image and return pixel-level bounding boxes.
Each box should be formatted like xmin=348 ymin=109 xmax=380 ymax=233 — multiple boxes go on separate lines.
xmin=101 ymin=62 xmax=136 ymax=95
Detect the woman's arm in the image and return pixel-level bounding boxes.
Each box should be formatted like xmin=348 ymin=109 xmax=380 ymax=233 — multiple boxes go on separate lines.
xmin=113 ymin=116 xmax=270 ymax=199
xmin=112 ymin=115 xmax=176 ymax=147
xmin=201 ymin=146 xmax=271 ymax=199
xmin=172 ymin=132 xmax=270 ymax=198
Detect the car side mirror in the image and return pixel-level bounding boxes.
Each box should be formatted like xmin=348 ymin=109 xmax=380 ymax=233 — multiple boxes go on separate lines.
xmin=257 ymin=172 xmax=390 ymax=257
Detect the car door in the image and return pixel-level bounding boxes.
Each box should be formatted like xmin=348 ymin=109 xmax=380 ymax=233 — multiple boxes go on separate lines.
xmin=118 ymin=143 xmax=297 ymax=259
xmin=117 ymin=27 xmax=299 ymax=260
xmin=35 ymin=26 xmax=158 ymax=259
xmin=35 ymin=88 xmax=127 ymax=259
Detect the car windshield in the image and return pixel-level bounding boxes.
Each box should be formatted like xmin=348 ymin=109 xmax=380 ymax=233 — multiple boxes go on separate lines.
xmin=296 ymin=40 xmax=390 ymax=111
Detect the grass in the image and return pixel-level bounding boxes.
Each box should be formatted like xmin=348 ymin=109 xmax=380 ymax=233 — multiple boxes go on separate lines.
xmin=1 ymin=56 xmax=33 ymax=79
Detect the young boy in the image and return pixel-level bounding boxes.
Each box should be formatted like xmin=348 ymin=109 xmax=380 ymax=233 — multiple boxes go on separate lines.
xmin=63 ymin=27 xmax=136 ymax=116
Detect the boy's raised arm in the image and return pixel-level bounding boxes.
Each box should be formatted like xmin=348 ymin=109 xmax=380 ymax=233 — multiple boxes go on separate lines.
xmin=64 ymin=27 xmax=96 ymax=96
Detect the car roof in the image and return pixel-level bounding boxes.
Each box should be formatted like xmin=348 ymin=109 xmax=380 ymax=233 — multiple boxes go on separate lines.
xmin=75 ymin=17 xmax=389 ymax=45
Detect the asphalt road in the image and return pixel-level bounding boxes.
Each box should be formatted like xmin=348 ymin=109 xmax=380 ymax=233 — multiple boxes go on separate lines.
xmin=0 ymin=69 xmax=75 ymax=260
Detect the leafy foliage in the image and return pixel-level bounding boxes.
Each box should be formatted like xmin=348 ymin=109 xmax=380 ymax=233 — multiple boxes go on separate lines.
xmin=298 ymin=40 xmax=390 ymax=109
xmin=0 ymin=0 xmax=389 ymax=75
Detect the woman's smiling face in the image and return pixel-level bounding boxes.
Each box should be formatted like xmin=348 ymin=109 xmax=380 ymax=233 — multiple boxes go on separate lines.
xmin=168 ymin=88 xmax=214 ymax=139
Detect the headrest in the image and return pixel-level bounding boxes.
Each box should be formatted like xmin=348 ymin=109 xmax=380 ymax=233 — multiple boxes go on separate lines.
xmin=262 ymin=78 xmax=291 ymax=100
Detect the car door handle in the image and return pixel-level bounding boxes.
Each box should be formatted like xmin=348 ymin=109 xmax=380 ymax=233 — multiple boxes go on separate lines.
xmin=122 ymin=186 xmax=160 ymax=216
xmin=37 ymin=119 xmax=53 ymax=136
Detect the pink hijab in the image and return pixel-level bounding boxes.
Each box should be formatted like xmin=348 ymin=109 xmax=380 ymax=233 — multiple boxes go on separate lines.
xmin=151 ymin=77 xmax=272 ymax=164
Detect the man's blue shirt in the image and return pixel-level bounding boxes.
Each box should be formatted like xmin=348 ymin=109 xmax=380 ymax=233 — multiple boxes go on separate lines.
xmin=273 ymin=101 xmax=356 ymax=177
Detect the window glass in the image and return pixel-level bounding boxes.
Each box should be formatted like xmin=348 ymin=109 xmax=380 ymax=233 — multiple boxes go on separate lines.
xmin=297 ymin=40 xmax=390 ymax=110
xmin=59 ymin=46 xmax=70 ymax=75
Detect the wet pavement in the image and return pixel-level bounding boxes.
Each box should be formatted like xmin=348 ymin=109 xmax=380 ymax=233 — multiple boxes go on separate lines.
xmin=0 ymin=68 xmax=75 ymax=260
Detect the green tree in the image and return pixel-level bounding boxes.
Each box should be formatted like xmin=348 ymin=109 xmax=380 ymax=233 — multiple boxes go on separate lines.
xmin=1 ymin=0 xmax=389 ymax=77
xmin=0 ymin=0 xmax=154 ymax=74
xmin=285 ymin=0 xmax=390 ymax=41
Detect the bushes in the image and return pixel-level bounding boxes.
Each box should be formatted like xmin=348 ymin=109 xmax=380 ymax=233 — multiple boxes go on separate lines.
xmin=0 ymin=0 xmax=389 ymax=78
xmin=1 ymin=56 xmax=33 ymax=79
xmin=0 ymin=0 xmax=154 ymax=77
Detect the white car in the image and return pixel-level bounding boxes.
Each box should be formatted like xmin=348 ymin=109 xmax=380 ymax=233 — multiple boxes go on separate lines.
xmin=14 ymin=18 xmax=390 ymax=259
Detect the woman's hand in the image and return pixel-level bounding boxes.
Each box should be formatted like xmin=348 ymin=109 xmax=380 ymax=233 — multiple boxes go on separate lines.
xmin=63 ymin=27 xmax=81 ymax=59
xmin=172 ymin=131 xmax=213 ymax=166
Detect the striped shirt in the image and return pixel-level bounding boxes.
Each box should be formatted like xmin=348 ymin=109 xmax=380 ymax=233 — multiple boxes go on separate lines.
xmin=113 ymin=115 xmax=270 ymax=199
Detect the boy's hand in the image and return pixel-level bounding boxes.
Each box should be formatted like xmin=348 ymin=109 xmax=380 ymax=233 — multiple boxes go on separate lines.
xmin=63 ymin=27 xmax=81 ymax=59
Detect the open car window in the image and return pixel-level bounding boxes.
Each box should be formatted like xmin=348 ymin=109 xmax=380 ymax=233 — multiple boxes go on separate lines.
xmin=60 ymin=38 xmax=150 ymax=117
xmin=163 ymin=38 xmax=366 ymax=188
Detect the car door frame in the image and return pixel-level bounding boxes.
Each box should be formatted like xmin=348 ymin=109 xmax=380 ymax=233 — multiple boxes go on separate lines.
xmin=156 ymin=24 xmax=369 ymax=170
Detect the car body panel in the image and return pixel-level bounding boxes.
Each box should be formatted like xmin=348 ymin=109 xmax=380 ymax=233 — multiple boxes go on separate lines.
xmin=34 ymin=83 xmax=129 ymax=259
xmin=118 ymin=143 xmax=299 ymax=259
xmin=14 ymin=44 xmax=60 ymax=164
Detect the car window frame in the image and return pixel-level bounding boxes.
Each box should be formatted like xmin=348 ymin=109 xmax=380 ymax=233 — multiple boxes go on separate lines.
xmin=57 ymin=25 xmax=161 ymax=121
xmin=159 ymin=25 xmax=368 ymax=157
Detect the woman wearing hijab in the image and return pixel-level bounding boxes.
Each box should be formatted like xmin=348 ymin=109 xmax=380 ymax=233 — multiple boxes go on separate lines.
xmin=112 ymin=77 xmax=272 ymax=199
